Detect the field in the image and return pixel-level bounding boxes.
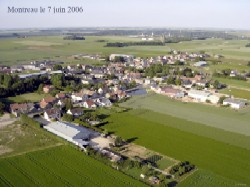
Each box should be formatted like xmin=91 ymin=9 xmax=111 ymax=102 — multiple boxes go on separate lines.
xmin=216 ymin=78 xmax=250 ymax=89
xmin=220 ymin=88 xmax=250 ymax=100
xmin=0 ymin=122 xmax=63 ymax=158
xmin=1 ymin=36 xmax=250 ymax=68
xmin=104 ymin=109 xmax=250 ymax=186
xmin=178 ymin=169 xmax=239 ymax=187
xmin=121 ymin=93 xmax=250 ymax=136
xmin=0 ymin=145 xmax=148 ymax=187
xmin=5 ymin=93 xmax=49 ymax=103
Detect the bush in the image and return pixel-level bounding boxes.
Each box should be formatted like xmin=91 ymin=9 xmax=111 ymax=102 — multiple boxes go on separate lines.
xmin=20 ymin=114 xmax=40 ymax=127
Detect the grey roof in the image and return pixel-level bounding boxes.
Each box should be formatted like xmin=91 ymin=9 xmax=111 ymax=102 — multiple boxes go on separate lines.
xmin=45 ymin=121 xmax=99 ymax=140
xmin=224 ymin=98 xmax=248 ymax=105
xmin=194 ymin=61 xmax=207 ymax=67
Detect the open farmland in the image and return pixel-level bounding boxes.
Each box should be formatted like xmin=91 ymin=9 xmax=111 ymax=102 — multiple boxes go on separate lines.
xmin=178 ymin=169 xmax=239 ymax=187
xmin=0 ymin=145 xmax=148 ymax=187
xmin=220 ymin=88 xmax=250 ymax=100
xmin=121 ymin=93 xmax=250 ymax=136
xmin=104 ymin=109 xmax=250 ymax=186
xmin=1 ymin=36 xmax=250 ymax=66
xmin=0 ymin=122 xmax=63 ymax=158
xmin=4 ymin=93 xmax=50 ymax=104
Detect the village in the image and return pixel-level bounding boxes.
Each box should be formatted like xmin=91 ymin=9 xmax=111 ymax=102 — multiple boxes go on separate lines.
xmin=0 ymin=49 xmax=249 ymax=186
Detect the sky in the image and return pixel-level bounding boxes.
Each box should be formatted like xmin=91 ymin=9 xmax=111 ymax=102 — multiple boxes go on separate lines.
xmin=0 ymin=0 xmax=250 ymax=29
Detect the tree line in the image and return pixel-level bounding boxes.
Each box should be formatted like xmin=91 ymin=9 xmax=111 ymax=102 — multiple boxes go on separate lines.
xmin=63 ymin=35 xmax=85 ymax=40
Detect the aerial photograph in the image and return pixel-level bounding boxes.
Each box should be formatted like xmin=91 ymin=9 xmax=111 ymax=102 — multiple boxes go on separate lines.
xmin=0 ymin=0 xmax=250 ymax=186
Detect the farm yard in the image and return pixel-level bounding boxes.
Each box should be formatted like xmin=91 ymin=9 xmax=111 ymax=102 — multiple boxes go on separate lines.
xmin=104 ymin=108 xmax=250 ymax=187
xmin=0 ymin=145 xmax=148 ymax=187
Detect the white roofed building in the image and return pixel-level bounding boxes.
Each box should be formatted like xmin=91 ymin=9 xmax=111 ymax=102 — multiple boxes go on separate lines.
xmin=44 ymin=121 xmax=100 ymax=149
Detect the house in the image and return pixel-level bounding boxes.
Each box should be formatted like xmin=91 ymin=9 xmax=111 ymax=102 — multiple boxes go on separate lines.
xmin=182 ymin=79 xmax=193 ymax=89
xmin=40 ymin=97 xmax=57 ymax=109
xmin=223 ymin=98 xmax=248 ymax=109
xmin=67 ymin=108 xmax=84 ymax=117
xmin=194 ymin=61 xmax=207 ymax=67
xmin=71 ymin=93 xmax=85 ymax=103
xmin=44 ymin=121 xmax=100 ymax=149
xmin=109 ymin=54 xmax=134 ymax=62
xmin=195 ymin=80 xmax=208 ymax=87
xmin=10 ymin=103 xmax=34 ymax=117
xmin=44 ymin=108 xmax=61 ymax=121
xmin=56 ymin=93 xmax=66 ymax=99
xmin=83 ymin=100 xmax=97 ymax=109
xmin=188 ymin=90 xmax=211 ymax=102
xmin=56 ymin=99 xmax=66 ymax=108
xmin=206 ymin=94 xmax=220 ymax=104
xmin=160 ymin=87 xmax=185 ymax=98
xmin=43 ymin=85 xmax=54 ymax=94
xmin=96 ymin=97 xmax=112 ymax=107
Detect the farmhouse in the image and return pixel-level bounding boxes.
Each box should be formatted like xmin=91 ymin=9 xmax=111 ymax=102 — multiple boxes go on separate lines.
xmin=223 ymin=98 xmax=248 ymax=109
xmin=160 ymin=87 xmax=185 ymax=98
xmin=10 ymin=103 xmax=34 ymax=117
xmin=44 ymin=108 xmax=61 ymax=121
xmin=44 ymin=121 xmax=100 ymax=148
xmin=67 ymin=108 xmax=84 ymax=117
xmin=40 ymin=97 xmax=57 ymax=109
xmin=188 ymin=90 xmax=211 ymax=102
xmin=83 ymin=100 xmax=97 ymax=109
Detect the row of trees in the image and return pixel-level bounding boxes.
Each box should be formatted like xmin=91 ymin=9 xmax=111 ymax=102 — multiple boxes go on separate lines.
xmin=63 ymin=35 xmax=85 ymax=40
xmin=0 ymin=74 xmax=49 ymax=98
xmin=213 ymin=70 xmax=246 ymax=81
xmin=169 ymin=161 xmax=195 ymax=178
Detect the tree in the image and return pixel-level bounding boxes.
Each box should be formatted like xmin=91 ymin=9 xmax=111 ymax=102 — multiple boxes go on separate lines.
xmin=62 ymin=114 xmax=73 ymax=122
xmin=167 ymin=76 xmax=175 ymax=85
xmin=175 ymin=79 xmax=181 ymax=85
xmin=213 ymin=80 xmax=220 ymax=89
xmin=37 ymin=84 xmax=44 ymax=94
xmin=51 ymin=74 xmax=65 ymax=89
xmin=53 ymin=64 xmax=63 ymax=71
xmin=3 ymin=74 xmax=13 ymax=88
xmin=114 ymin=136 xmax=123 ymax=147
xmin=65 ymin=98 xmax=73 ymax=110
xmin=0 ymin=102 xmax=5 ymax=114
xmin=218 ymin=96 xmax=226 ymax=104
xmin=114 ymin=56 xmax=125 ymax=62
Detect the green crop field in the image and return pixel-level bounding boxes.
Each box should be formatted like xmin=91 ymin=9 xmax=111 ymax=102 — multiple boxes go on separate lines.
xmin=121 ymin=93 xmax=250 ymax=136
xmin=104 ymin=109 xmax=250 ymax=186
xmin=220 ymin=88 xmax=250 ymax=100
xmin=216 ymin=78 xmax=250 ymax=89
xmin=178 ymin=169 xmax=239 ymax=187
xmin=0 ymin=145 xmax=148 ymax=187
xmin=5 ymin=93 xmax=49 ymax=103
